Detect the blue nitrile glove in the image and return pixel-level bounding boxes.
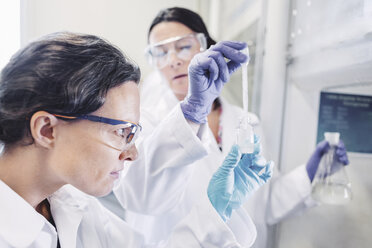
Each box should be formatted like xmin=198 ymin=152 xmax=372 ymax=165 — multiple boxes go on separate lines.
xmin=306 ymin=140 xmax=349 ymax=182
xmin=207 ymin=135 xmax=274 ymax=221
xmin=181 ymin=41 xmax=248 ymax=124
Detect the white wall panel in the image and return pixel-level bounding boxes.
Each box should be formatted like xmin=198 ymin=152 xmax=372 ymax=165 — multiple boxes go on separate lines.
xmin=20 ymin=0 xmax=201 ymax=78
xmin=278 ymin=0 xmax=372 ymax=247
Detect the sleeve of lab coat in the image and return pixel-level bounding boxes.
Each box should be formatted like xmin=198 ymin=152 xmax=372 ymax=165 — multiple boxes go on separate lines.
xmin=162 ymin=190 xmax=257 ymax=248
xmin=257 ymin=120 xmax=316 ymax=225
xmin=241 ymin=105 xmax=316 ymax=225
xmin=114 ymin=104 xmax=209 ymax=215
xmin=108 ymin=188 xmax=257 ymax=248
xmin=266 ymin=164 xmax=316 ymax=225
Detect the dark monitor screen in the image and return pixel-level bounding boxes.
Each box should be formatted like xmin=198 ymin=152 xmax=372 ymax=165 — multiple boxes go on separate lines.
xmin=317 ymin=91 xmax=372 ymax=153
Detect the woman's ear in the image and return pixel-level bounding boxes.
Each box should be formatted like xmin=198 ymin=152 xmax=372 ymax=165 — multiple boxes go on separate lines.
xmin=30 ymin=111 xmax=59 ymax=149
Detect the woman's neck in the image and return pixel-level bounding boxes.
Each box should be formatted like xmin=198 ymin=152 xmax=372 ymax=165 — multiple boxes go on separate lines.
xmin=0 ymin=146 xmax=62 ymax=210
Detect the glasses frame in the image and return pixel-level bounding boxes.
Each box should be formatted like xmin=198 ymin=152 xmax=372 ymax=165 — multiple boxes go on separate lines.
xmin=145 ymin=33 xmax=207 ymax=68
xmin=53 ymin=114 xmax=142 ymax=146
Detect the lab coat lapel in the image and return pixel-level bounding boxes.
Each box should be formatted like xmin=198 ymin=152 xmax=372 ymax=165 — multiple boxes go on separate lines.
xmin=49 ymin=186 xmax=86 ymax=248
xmin=0 ymin=180 xmax=57 ymax=248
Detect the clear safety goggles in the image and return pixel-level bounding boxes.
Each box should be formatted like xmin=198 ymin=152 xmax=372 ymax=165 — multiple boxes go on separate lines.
xmin=54 ymin=114 xmax=142 ymax=152
xmin=145 ymin=33 xmax=207 ymax=69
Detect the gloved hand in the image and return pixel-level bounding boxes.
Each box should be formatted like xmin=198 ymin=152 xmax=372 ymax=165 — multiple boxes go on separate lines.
xmin=181 ymin=41 xmax=248 ymax=124
xmin=306 ymin=140 xmax=349 ymax=182
xmin=207 ymin=135 xmax=274 ymax=221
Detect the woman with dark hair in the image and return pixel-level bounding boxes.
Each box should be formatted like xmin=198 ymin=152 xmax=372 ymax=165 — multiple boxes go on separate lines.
xmin=113 ymin=6 xmax=350 ymax=248
xmin=109 ymin=6 xmax=272 ymax=247
xmin=0 ymin=31 xmax=144 ymax=247
xmin=0 ymin=31 xmax=271 ymax=247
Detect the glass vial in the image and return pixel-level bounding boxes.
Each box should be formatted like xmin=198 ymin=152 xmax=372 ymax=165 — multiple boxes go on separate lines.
xmin=311 ymin=132 xmax=352 ymax=205
xmin=236 ymin=114 xmax=254 ymax=154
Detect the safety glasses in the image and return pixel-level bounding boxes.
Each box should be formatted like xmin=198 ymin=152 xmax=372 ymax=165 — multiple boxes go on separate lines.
xmin=53 ymin=114 xmax=142 ymax=151
xmin=145 ymin=33 xmax=207 ymax=69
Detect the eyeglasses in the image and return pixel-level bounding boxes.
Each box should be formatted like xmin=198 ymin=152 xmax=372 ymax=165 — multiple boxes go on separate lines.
xmin=145 ymin=33 xmax=207 ymax=69
xmin=53 ymin=114 xmax=142 ymax=151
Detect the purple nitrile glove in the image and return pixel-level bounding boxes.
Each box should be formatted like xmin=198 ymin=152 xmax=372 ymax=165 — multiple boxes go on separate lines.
xmin=306 ymin=140 xmax=349 ymax=182
xmin=181 ymin=41 xmax=248 ymax=124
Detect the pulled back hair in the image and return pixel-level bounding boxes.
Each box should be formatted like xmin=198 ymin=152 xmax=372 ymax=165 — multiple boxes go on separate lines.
xmin=0 ymin=32 xmax=140 ymax=147
xmin=148 ymin=7 xmax=216 ymax=48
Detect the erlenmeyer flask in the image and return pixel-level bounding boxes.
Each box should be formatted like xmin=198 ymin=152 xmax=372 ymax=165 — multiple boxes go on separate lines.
xmin=311 ymin=132 xmax=352 ymax=205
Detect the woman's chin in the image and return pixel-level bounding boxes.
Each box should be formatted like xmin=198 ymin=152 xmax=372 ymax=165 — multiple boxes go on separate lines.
xmin=173 ymin=92 xmax=187 ymax=101
xmin=170 ymin=87 xmax=188 ymax=100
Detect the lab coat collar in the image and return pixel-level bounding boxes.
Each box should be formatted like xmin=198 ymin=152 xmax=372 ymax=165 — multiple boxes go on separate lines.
xmin=0 ymin=180 xmax=57 ymax=247
xmin=48 ymin=185 xmax=88 ymax=248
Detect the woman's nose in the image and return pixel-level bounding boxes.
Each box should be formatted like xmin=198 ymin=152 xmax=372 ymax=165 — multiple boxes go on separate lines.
xmin=168 ymin=50 xmax=183 ymax=68
xmin=119 ymin=145 xmax=138 ymax=161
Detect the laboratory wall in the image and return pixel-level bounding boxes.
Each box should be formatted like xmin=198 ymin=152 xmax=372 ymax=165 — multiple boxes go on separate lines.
xmin=278 ymin=0 xmax=372 ymax=247
xmin=20 ymin=0 xmax=208 ymax=79
xmin=212 ymin=0 xmax=372 ymax=247
xmin=211 ymin=0 xmax=290 ymax=170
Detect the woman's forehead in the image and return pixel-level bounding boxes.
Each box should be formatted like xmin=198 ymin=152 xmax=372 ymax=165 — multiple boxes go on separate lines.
xmin=149 ymin=22 xmax=194 ymax=44
xmin=95 ymin=82 xmax=140 ymax=123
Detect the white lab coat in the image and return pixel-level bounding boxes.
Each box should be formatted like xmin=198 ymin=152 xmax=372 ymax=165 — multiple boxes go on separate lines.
xmin=0 ymin=181 xmax=254 ymax=248
xmin=0 ymin=102 xmax=256 ymax=248
xmin=113 ymin=101 xmax=257 ymax=247
xmin=117 ymin=71 xmax=316 ymax=248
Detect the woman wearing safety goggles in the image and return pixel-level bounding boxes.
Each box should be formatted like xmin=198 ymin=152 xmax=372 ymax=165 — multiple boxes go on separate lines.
xmin=108 ymin=6 xmax=276 ymax=248
xmin=113 ymin=6 xmax=349 ymax=248
xmin=0 ymin=29 xmax=267 ymax=247
xmin=145 ymin=33 xmax=207 ymax=70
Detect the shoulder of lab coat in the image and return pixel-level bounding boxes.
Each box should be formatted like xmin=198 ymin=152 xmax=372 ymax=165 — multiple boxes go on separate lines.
xmin=0 ymin=180 xmax=58 ymax=248
xmin=50 ymin=185 xmax=145 ymax=248
xmin=114 ymin=103 xmax=210 ymax=215
xmin=164 ymin=189 xmax=256 ymax=248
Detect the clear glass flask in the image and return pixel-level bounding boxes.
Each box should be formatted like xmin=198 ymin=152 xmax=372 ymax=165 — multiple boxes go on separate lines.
xmin=311 ymin=132 xmax=352 ymax=205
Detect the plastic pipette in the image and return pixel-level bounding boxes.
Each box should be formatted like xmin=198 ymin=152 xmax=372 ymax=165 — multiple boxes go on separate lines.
xmin=242 ymin=47 xmax=249 ymax=113
xmin=236 ymin=46 xmax=254 ymax=154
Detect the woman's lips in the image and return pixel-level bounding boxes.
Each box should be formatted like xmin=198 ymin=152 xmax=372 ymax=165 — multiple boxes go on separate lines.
xmin=110 ymin=168 xmax=123 ymax=179
xmin=173 ymin=74 xmax=188 ymax=80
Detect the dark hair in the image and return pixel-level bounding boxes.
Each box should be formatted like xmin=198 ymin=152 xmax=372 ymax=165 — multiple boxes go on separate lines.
xmin=0 ymin=32 xmax=140 ymax=147
xmin=148 ymin=7 xmax=216 ymax=48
